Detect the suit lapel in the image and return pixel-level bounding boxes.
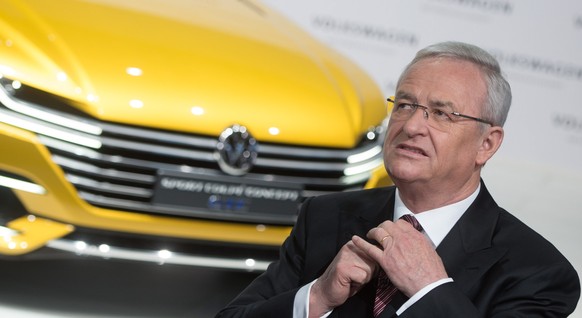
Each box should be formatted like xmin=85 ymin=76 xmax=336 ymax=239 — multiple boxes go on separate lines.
xmin=337 ymin=187 xmax=396 ymax=247
xmin=436 ymin=182 xmax=508 ymax=295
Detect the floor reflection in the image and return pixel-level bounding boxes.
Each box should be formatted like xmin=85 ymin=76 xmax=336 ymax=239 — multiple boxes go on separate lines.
xmin=0 ymin=257 xmax=259 ymax=317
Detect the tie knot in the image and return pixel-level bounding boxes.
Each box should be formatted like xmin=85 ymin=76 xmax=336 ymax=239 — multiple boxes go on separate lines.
xmin=400 ymin=214 xmax=423 ymax=232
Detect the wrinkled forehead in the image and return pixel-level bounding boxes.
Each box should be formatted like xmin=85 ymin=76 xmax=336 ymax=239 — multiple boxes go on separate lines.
xmin=396 ymin=58 xmax=488 ymax=113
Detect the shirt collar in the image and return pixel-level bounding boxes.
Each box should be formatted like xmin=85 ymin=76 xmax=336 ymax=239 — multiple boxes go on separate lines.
xmin=393 ymin=185 xmax=480 ymax=247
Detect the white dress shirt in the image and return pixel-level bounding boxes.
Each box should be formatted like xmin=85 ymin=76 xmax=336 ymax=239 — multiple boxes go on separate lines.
xmin=293 ymin=185 xmax=481 ymax=318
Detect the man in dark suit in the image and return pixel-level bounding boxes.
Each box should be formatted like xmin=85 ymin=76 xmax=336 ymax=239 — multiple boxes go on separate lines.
xmin=216 ymin=41 xmax=580 ymax=317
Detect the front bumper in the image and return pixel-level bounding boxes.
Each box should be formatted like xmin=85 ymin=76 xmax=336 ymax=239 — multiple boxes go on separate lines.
xmin=0 ymin=185 xmax=277 ymax=271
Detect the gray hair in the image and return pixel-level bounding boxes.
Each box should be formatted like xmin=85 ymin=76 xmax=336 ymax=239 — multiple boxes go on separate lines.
xmin=397 ymin=41 xmax=512 ymax=127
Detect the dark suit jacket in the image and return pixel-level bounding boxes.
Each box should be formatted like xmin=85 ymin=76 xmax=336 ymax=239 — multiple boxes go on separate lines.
xmin=216 ymin=182 xmax=580 ymax=317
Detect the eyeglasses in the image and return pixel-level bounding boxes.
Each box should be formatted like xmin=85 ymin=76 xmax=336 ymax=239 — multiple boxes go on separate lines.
xmin=387 ymin=98 xmax=493 ymax=130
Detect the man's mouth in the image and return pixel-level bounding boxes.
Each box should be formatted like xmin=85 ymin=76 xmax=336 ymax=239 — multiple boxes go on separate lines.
xmin=397 ymin=144 xmax=428 ymax=157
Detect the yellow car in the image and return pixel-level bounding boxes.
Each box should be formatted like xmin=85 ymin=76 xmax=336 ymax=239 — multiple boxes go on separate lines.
xmin=0 ymin=0 xmax=392 ymax=271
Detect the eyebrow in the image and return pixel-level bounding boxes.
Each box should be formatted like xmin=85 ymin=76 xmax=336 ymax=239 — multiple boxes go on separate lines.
xmin=430 ymin=100 xmax=455 ymax=112
xmin=395 ymin=91 xmax=456 ymax=111
xmin=394 ymin=91 xmax=416 ymax=103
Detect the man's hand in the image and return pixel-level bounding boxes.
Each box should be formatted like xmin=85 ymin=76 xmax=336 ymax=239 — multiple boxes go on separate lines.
xmin=309 ymin=240 xmax=377 ymax=317
xmin=352 ymin=218 xmax=448 ymax=297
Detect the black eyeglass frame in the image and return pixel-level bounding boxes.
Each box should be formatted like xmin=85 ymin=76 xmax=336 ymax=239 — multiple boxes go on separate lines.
xmin=387 ymin=98 xmax=493 ymax=126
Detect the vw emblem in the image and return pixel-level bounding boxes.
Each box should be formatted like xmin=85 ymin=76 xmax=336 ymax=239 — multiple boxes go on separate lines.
xmin=215 ymin=124 xmax=258 ymax=176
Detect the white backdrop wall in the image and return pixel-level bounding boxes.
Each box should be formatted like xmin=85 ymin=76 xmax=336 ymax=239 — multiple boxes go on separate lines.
xmin=262 ymin=0 xmax=582 ymax=315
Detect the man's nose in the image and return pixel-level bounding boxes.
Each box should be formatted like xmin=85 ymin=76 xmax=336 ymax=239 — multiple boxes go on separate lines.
xmin=402 ymin=107 xmax=429 ymax=135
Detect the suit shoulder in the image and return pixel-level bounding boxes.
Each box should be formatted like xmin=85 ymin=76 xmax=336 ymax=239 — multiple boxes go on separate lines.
xmin=495 ymin=209 xmax=574 ymax=267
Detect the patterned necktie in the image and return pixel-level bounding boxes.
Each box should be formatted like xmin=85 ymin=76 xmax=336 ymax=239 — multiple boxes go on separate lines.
xmin=373 ymin=214 xmax=423 ymax=317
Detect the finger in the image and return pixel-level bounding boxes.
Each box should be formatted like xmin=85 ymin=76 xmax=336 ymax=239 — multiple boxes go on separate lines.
xmin=344 ymin=241 xmax=377 ymax=280
xmin=366 ymin=227 xmax=396 ymax=251
xmin=351 ymin=235 xmax=384 ymax=263
xmin=378 ymin=219 xmax=399 ymax=233
xmin=379 ymin=233 xmax=393 ymax=249
xmin=366 ymin=227 xmax=388 ymax=244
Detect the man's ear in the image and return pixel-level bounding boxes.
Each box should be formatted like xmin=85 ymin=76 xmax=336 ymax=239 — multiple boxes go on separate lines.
xmin=476 ymin=126 xmax=504 ymax=166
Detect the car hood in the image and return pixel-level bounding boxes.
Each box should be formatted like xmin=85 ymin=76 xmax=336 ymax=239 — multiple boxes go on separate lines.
xmin=0 ymin=0 xmax=386 ymax=148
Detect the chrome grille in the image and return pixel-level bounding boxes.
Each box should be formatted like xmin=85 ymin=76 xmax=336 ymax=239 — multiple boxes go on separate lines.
xmin=0 ymin=78 xmax=386 ymax=225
